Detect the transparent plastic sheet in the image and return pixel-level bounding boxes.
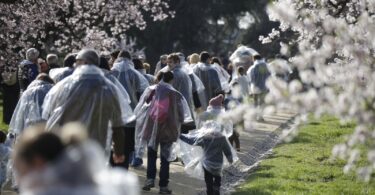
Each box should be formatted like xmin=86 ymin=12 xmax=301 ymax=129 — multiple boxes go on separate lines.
xmin=229 ymin=75 xmax=250 ymax=98
xmin=229 ymin=46 xmax=259 ymax=79
xmin=42 ymin=65 xmax=133 ymax=153
xmin=193 ymin=63 xmax=223 ymax=110
xmin=212 ymin=63 xmax=231 ymax=93
xmin=111 ymin=58 xmax=149 ymax=109
xmin=18 ymin=141 xmax=139 ymax=195
xmin=134 ymin=82 xmax=193 ymax=160
xmin=49 ymin=67 xmax=74 ymax=83
xmin=9 ymin=80 xmax=53 ymax=135
xmin=178 ymin=110 xmax=238 ymax=179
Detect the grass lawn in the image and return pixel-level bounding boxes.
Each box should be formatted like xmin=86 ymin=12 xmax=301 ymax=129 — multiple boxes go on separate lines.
xmin=0 ymin=97 xmax=10 ymax=131
xmin=234 ymin=116 xmax=375 ymax=195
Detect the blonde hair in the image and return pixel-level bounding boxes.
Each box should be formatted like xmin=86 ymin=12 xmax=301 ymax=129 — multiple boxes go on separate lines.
xmin=189 ymin=53 xmax=199 ymax=64
xmin=143 ymin=63 xmax=151 ymax=71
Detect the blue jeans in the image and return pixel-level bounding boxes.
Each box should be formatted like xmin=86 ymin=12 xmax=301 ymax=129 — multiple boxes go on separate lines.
xmin=147 ymin=146 xmax=170 ymax=187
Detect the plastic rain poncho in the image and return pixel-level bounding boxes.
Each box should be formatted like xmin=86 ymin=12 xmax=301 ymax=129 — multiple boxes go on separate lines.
xmin=160 ymin=65 xmax=206 ymax=111
xmin=134 ymin=82 xmax=192 ymax=161
xmin=111 ymin=58 xmax=149 ymax=110
xmin=42 ymin=65 xmax=134 ymax=153
xmin=230 ymin=75 xmax=250 ymax=98
xmin=229 ymin=46 xmax=259 ymax=79
xmin=0 ymin=143 xmax=11 ymax=189
xmin=212 ymin=63 xmax=231 ymax=92
xmin=18 ymin=141 xmax=139 ymax=195
xmin=193 ymin=63 xmax=223 ymax=109
xmin=49 ymin=67 xmax=74 ymax=83
xmin=160 ymin=65 xmax=194 ymax=112
xmin=179 ymin=106 xmax=237 ymax=178
xmin=137 ymin=69 xmax=155 ymax=85
xmin=9 ymin=80 xmax=53 ymax=135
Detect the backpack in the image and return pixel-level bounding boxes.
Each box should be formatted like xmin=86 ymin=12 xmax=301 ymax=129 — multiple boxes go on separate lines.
xmin=149 ymin=95 xmax=170 ymax=123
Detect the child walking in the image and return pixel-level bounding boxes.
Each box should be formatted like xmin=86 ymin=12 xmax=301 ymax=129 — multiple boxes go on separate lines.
xmin=180 ymin=95 xmax=236 ymax=195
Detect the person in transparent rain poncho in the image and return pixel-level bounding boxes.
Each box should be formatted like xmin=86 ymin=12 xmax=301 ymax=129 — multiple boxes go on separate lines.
xmin=193 ymin=52 xmax=223 ymax=110
xmin=179 ymin=94 xmax=238 ymax=195
xmin=12 ymin=123 xmax=139 ymax=195
xmin=111 ymin=50 xmax=149 ymax=109
xmin=110 ymin=50 xmax=149 ymax=169
xmin=211 ymin=57 xmax=231 ymax=93
xmin=134 ymin=71 xmax=192 ymax=194
xmin=42 ymin=49 xmax=133 ymax=165
xmin=9 ymin=73 xmax=55 ymax=136
xmin=229 ymin=66 xmax=250 ymax=100
xmin=229 ymin=45 xmax=259 ymax=80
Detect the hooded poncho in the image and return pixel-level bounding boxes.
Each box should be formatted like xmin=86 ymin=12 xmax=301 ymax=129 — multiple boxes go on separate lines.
xmin=9 ymin=80 xmax=53 ymax=135
xmin=193 ymin=63 xmax=223 ymax=109
xmin=134 ymin=82 xmax=192 ymax=160
xmin=42 ymin=65 xmax=133 ymax=152
xmin=179 ymin=106 xmax=237 ymax=178
xmin=111 ymin=58 xmax=149 ymax=110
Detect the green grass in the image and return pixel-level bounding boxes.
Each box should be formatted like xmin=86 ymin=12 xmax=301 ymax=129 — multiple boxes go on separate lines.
xmin=0 ymin=98 xmax=9 ymax=131
xmin=234 ymin=116 xmax=375 ymax=195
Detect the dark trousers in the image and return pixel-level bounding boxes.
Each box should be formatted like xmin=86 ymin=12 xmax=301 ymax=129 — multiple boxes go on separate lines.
xmin=110 ymin=126 xmax=135 ymax=169
xmin=2 ymin=84 xmax=19 ymax=124
xmin=147 ymin=146 xmax=170 ymax=187
xmin=204 ymin=168 xmax=221 ymax=195
xmin=229 ymin=130 xmax=240 ymax=150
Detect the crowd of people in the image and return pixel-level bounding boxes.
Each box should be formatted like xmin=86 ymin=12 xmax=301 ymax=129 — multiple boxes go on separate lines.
xmin=0 ymin=45 xmax=278 ymax=195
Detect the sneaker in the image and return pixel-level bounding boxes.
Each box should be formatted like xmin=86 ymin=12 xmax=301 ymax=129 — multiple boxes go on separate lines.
xmin=131 ymin=157 xmax=143 ymax=167
xmin=142 ymin=179 xmax=155 ymax=191
xmin=159 ymin=186 xmax=172 ymax=194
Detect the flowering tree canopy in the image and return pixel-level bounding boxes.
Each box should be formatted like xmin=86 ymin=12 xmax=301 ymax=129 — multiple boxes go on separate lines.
xmin=0 ymin=0 xmax=173 ymax=65
xmin=252 ymin=0 xmax=375 ymax=181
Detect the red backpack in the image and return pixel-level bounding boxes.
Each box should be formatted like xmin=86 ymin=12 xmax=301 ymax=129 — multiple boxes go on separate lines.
xmin=149 ymin=94 xmax=170 ymax=123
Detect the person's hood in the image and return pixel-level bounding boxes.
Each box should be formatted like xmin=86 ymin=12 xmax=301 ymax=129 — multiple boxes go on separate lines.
xmin=73 ymin=65 xmax=104 ymax=76
xmin=27 ymin=80 xmax=53 ymax=90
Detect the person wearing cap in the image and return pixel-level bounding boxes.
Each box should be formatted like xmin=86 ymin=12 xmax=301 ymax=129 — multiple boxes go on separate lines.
xmin=180 ymin=94 xmax=235 ymax=195
xmin=42 ymin=49 xmax=132 ymax=165
xmin=18 ymin=48 xmax=40 ymax=94
xmin=193 ymin=51 xmax=223 ymax=109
